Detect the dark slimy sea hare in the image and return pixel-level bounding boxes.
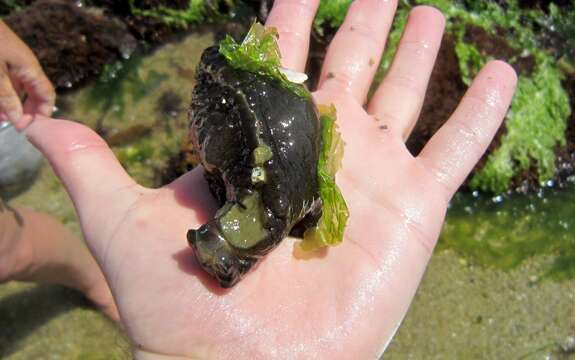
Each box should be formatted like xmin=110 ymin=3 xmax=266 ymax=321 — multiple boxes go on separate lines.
xmin=187 ymin=46 xmax=322 ymax=288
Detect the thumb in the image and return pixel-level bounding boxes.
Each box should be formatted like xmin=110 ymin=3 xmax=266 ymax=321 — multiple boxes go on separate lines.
xmin=25 ymin=115 xmax=140 ymax=232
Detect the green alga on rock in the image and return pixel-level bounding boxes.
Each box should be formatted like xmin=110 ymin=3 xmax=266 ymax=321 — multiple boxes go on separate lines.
xmin=470 ymin=62 xmax=570 ymax=193
xmin=128 ymin=0 xmax=209 ymax=28
xmin=370 ymin=0 xmax=572 ymax=194
xmin=313 ymin=0 xmax=352 ymax=35
xmin=439 ymin=0 xmax=572 ymax=193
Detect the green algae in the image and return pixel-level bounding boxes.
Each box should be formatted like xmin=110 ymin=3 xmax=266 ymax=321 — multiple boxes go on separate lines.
xmin=300 ymin=105 xmax=349 ymax=251
xmin=441 ymin=188 xmax=575 ymax=281
xmin=470 ymin=63 xmax=570 ymax=193
xmin=313 ymin=0 xmax=352 ymax=35
xmin=297 ymin=4 xmax=575 ymax=354
xmin=126 ymin=0 xmax=361 ymax=36
xmin=128 ymin=0 xmax=212 ymax=28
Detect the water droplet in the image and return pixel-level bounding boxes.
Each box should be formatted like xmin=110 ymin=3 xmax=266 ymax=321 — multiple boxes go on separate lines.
xmin=492 ymin=195 xmax=503 ymax=204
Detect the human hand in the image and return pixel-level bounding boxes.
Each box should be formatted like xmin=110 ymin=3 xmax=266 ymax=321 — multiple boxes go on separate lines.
xmin=0 ymin=20 xmax=55 ymax=129
xmin=23 ymin=0 xmax=516 ymax=358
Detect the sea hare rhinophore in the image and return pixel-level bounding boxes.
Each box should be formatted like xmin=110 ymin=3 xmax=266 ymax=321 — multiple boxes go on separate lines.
xmin=187 ymin=24 xmax=348 ymax=288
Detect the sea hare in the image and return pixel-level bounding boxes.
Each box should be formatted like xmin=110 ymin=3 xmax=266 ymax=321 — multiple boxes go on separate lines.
xmin=187 ymin=45 xmax=322 ymax=287
xmin=187 ymin=24 xmax=348 ymax=288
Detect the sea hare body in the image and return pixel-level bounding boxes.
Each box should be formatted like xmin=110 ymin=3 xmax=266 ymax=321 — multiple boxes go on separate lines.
xmin=188 ymin=46 xmax=322 ymax=287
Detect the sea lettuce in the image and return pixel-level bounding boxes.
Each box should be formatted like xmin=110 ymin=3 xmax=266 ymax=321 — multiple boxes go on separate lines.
xmin=300 ymin=105 xmax=349 ymax=252
xmin=219 ymin=22 xmax=310 ymax=99
xmin=128 ymin=0 xmax=208 ymax=28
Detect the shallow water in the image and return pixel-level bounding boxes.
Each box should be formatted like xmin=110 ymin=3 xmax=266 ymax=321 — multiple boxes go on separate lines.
xmin=1 ymin=32 xmax=574 ymax=359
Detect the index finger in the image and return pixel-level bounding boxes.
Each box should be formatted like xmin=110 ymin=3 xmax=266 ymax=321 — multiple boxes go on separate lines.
xmin=0 ymin=63 xmax=23 ymax=126
xmin=19 ymin=65 xmax=56 ymax=117
xmin=265 ymin=0 xmax=320 ymax=72
xmin=0 ymin=21 xmax=55 ymax=117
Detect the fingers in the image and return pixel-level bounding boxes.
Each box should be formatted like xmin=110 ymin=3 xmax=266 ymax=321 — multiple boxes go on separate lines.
xmin=19 ymin=64 xmax=56 ymax=117
xmin=418 ymin=61 xmax=517 ymax=198
xmin=0 ymin=63 xmax=24 ymax=126
xmin=368 ymin=6 xmax=445 ymax=140
xmin=265 ymin=0 xmax=320 ymax=72
xmin=25 ymin=115 xmax=139 ymax=220
xmin=0 ymin=21 xmax=55 ymax=129
xmin=318 ymin=0 xmax=397 ymax=103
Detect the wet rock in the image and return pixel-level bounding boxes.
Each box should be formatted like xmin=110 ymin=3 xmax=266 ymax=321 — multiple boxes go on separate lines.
xmin=155 ymin=90 xmax=183 ymax=118
xmin=4 ymin=0 xmax=137 ymax=89
xmin=464 ymin=25 xmax=536 ymax=76
xmin=0 ymin=123 xmax=42 ymax=199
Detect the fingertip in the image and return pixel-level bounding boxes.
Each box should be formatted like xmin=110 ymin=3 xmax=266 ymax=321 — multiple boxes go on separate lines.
xmin=485 ymin=60 xmax=518 ymax=88
xmin=37 ymin=102 xmax=55 ymax=117
xmin=410 ymin=5 xmax=446 ymax=28
xmin=471 ymin=60 xmax=518 ymax=113
xmin=6 ymin=107 xmax=24 ymax=129
xmin=14 ymin=113 xmax=34 ymax=131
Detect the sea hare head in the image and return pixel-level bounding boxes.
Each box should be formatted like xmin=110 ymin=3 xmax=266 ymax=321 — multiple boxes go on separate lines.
xmin=188 ymin=223 xmax=257 ymax=288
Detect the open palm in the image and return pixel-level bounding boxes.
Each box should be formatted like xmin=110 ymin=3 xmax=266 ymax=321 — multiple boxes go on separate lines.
xmin=25 ymin=0 xmax=516 ymax=359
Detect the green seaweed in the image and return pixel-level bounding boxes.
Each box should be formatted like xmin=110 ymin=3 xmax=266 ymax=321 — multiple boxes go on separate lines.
xmin=370 ymin=0 xmax=572 ymax=194
xmin=128 ymin=0 xmax=213 ymax=28
xmin=313 ymin=0 xmax=352 ymax=35
xmin=219 ymin=22 xmax=310 ymax=99
xmin=300 ymin=105 xmax=349 ymax=251
xmin=453 ymin=39 xmax=484 ymax=85
xmin=470 ymin=63 xmax=570 ymax=193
